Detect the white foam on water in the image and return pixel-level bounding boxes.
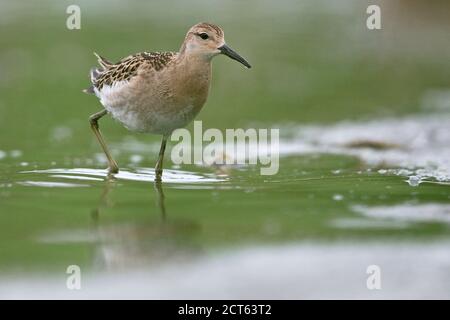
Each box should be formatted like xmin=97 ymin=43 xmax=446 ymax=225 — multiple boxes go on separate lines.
xmin=279 ymin=114 xmax=450 ymax=182
xmin=352 ymin=203 xmax=450 ymax=225
xmin=110 ymin=114 xmax=450 ymax=182
xmin=330 ymin=218 xmax=409 ymax=230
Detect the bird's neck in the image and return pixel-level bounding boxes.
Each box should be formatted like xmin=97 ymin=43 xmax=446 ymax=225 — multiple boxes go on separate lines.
xmin=177 ymin=51 xmax=212 ymax=70
xmin=176 ymin=52 xmax=212 ymax=84
xmin=172 ymin=52 xmax=212 ymax=108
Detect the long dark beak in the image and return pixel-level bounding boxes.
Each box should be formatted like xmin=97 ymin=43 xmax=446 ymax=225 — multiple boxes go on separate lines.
xmin=218 ymin=44 xmax=251 ymax=69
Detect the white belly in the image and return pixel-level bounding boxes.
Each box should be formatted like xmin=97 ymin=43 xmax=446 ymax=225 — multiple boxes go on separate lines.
xmin=96 ymin=81 xmax=198 ymax=134
xmin=108 ymin=101 xmax=196 ymax=134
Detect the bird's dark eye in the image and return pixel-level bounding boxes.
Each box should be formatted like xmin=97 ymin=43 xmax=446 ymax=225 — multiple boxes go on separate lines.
xmin=198 ymin=32 xmax=209 ymax=40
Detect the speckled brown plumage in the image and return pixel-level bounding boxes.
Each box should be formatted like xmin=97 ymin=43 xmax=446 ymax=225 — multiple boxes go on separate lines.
xmin=84 ymin=22 xmax=251 ymax=179
xmin=87 ymin=51 xmax=177 ymax=91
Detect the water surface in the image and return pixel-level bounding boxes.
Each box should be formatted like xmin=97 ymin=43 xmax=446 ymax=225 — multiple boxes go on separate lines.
xmin=0 ymin=0 xmax=449 ymax=299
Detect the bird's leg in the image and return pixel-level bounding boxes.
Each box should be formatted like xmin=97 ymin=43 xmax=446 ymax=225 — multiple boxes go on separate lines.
xmin=89 ymin=109 xmax=119 ymax=174
xmin=155 ymin=135 xmax=168 ymax=182
xmin=154 ymin=180 xmax=166 ymax=221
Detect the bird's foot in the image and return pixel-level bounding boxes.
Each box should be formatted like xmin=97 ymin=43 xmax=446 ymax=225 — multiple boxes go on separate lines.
xmin=107 ymin=162 xmax=119 ymax=175
xmin=155 ymin=169 xmax=163 ymax=182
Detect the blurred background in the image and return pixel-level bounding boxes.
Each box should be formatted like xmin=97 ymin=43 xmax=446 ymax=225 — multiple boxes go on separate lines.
xmin=0 ymin=0 xmax=449 ymax=299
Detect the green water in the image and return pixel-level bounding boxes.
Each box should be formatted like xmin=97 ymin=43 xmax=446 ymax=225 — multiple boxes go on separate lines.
xmin=0 ymin=1 xmax=449 ymax=298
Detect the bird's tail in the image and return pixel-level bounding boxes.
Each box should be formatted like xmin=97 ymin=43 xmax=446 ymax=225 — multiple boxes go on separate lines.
xmin=94 ymin=52 xmax=113 ymax=69
xmin=83 ymin=52 xmax=114 ymax=95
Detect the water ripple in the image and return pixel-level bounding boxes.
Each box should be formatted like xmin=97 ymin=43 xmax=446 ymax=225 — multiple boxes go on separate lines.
xmin=20 ymin=167 xmax=226 ymax=186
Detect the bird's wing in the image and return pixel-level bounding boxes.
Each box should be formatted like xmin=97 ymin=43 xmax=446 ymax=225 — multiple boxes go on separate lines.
xmin=83 ymin=51 xmax=177 ymax=94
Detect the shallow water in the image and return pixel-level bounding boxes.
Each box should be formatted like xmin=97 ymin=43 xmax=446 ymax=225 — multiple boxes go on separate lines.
xmin=1 ymin=124 xmax=449 ymax=298
xmin=1 ymin=0 xmax=450 ymax=299
xmin=2 ymin=243 xmax=450 ymax=299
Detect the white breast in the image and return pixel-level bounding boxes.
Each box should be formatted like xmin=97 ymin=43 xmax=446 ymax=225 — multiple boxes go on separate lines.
xmin=95 ymin=80 xmax=199 ymax=134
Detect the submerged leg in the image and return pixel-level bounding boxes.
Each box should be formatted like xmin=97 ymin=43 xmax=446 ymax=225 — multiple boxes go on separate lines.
xmin=89 ymin=109 xmax=119 ymax=174
xmin=154 ymin=180 xmax=166 ymax=221
xmin=155 ymin=135 xmax=168 ymax=182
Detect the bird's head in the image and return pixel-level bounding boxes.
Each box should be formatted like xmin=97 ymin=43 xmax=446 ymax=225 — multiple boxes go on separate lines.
xmin=181 ymin=22 xmax=251 ymax=68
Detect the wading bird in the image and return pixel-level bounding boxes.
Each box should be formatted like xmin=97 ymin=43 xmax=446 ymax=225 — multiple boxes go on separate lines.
xmin=84 ymin=22 xmax=251 ymax=181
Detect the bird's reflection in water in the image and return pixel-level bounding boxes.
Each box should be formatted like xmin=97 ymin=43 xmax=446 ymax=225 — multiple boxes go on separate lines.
xmin=154 ymin=180 xmax=166 ymax=222
xmin=90 ymin=176 xmax=201 ymax=271
xmin=90 ymin=175 xmax=116 ymax=225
